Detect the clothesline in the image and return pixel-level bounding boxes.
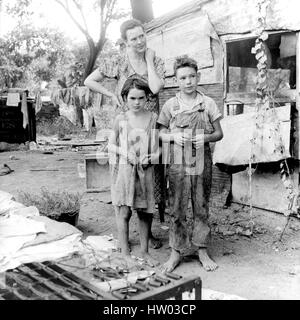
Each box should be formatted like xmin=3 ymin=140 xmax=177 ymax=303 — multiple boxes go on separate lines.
xmin=50 ymin=86 xmax=102 ymax=110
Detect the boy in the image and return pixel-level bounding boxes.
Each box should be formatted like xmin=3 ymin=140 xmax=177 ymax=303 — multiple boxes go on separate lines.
xmin=157 ymin=56 xmax=223 ymax=272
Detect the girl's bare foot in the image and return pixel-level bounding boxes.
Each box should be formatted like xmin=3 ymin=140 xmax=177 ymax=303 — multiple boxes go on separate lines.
xmin=198 ymin=248 xmax=218 ymax=271
xmin=160 ymin=249 xmax=181 ymax=273
xmin=139 ymin=252 xmax=160 ymax=267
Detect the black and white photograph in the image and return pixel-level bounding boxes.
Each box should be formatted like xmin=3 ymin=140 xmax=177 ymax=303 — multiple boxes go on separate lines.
xmin=0 ymin=0 xmax=299 ymax=307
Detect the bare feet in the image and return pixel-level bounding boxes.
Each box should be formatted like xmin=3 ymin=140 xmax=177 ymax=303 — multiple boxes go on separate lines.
xmin=160 ymin=249 xmax=181 ymax=273
xmin=139 ymin=252 xmax=160 ymax=267
xmin=149 ymin=236 xmax=162 ymax=249
xmin=198 ymin=248 xmax=218 ymax=272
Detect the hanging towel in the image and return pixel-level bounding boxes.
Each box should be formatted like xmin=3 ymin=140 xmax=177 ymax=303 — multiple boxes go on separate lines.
xmin=6 ymin=93 xmax=20 ymax=107
xmin=21 ymin=92 xmax=29 ymax=129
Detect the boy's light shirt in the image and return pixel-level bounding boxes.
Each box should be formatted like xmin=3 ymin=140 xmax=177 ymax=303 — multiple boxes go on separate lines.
xmin=157 ymin=90 xmax=221 ymax=135
xmin=171 ymin=91 xmax=205 ymax=117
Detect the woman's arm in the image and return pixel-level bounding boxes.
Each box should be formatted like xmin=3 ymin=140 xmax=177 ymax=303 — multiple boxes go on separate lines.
xmin=145 ymin=49 xmax=164 ymax=94
xmin=84 ymin=69 xmax=121 ymax=107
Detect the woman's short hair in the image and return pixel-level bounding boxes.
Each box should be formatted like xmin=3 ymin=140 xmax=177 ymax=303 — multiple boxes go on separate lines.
xmin=120 ymin=19 xmax=145 ymax=41
xmin=173 ymin=55 xmax=198 ymax=75
xmin=120 ymin=77 xmax=151 ymax=102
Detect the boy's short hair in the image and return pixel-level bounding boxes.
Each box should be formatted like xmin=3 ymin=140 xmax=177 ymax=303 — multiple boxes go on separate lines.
xmin=120 ymin=77 xmax=151 ymax=102
xmin=173 ymin=55 xmax=198 ymax=75
xmin=120 ymin=19 xmax=144 ymax=41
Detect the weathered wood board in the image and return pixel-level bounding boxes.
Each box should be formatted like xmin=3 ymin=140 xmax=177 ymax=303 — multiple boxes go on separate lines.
xmin=147 ymin=12 xmax=223 ymax=85
xmin=213 ymin=106 xmax=291 ymax=166
xmin=85 ymin=153 xmax=111 ymax=193
xmin=232 ymin=169 xmax=296 ymax=215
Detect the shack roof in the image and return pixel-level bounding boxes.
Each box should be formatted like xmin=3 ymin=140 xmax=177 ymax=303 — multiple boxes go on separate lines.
xmin=145 ymin=0 xmax=300 ymax=35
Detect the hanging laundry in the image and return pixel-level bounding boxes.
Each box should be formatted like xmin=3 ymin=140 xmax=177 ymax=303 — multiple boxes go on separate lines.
xmin=35 ymin=91 xmax=42 ymax=114
xmin=6 ymin=93 xmax=20 ymax=107
xmin=21 ymin=91 xmax=29 ymax=129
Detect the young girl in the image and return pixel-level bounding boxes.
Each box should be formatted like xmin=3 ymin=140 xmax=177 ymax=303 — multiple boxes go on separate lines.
xmin=108 ymin=78 xmax=160 ymax=267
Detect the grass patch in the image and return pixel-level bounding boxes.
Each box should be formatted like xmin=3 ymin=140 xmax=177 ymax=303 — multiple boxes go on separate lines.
xmin=18 ymin=187 xmax=82 ymax=220
xmin=36 ymin=116 xmax=81 ymax=137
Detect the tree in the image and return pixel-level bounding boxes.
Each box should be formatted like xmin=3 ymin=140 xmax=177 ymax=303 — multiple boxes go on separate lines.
xmin=1 ymin=1 xmax=75 ymax=90
xmin=5 ymin=0 xmax=129 ymax=85
xmin=130 ymin=0 xmax=153 ymax=23
xmin=53 ymin=0 xmax=129 ymax=83
xmin=0 ymin=23 xmax=73 ymax=90
xmin=59 ymin=39 xmax=119 ymax=89
xmin=5 ymin=0 xmax=33 ymax=19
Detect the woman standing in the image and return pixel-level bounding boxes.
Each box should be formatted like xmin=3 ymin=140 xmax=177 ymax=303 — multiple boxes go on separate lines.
xmin=84 ymin=19 xmax=166 ymax=248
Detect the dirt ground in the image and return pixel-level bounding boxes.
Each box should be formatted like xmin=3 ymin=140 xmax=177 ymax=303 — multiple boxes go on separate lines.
xmin=1 ymin=143 xmax=300 ymax=300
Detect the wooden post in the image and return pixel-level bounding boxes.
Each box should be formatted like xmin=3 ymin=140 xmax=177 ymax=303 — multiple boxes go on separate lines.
xmin=297 ymin=32 xmax=300 ymax=159
xmin=297 ymin=32 xmax=300 ymax=189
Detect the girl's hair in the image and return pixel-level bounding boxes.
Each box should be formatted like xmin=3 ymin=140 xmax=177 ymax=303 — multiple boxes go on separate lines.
xmin=120 ymin=19 xmax=145 ymax=41
xmin=120 ymin=77 xmax=151 ymax=102
xmin=173 ymin=55 xmax=198 ymax=75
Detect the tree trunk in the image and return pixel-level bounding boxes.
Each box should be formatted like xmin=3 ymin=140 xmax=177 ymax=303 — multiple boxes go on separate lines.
xmin=82 ymin=38 xmax=106 ymax=85
xmin=130 ymin=0 xmax=154 ymax=23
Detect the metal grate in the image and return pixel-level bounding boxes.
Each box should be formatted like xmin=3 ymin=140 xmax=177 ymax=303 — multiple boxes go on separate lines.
xmin=0 ymin=262 xmax=114 ymax=300
xmin=109 ymin=274 xmax=202 ymax=300
xmin=0 ymin=262 xmax=201 ymax=300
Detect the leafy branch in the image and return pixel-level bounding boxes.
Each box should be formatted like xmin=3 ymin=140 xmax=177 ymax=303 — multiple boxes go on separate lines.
xmin=54 ymin=0 xmax=94 ymax=44
xmin=5 ymin=0 xmax=129 ymax=84
xmin=250 ymin=0 xmax=299 ymax=241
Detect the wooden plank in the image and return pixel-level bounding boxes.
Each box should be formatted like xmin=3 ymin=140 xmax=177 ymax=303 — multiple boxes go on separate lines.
xmin=127 ymin=276 xmax=201 ymax=300
xmin=232 ymin=170 xmax=297 ymax=215
xmin=40 ymin=262 xmax=118 ymax=300
xmin=226 ymin=92 xmax=295 ymax=105
xmin=71 ymin=143 xmax=101 ymax=148
xmin=296 ymin=32 xmax=300 ymax=159
xmin=86 ymin=188 xmax=110 ymax=193
xmin=147 ymin=13 xmax=223 ymax=85
xmin=213 ymin=106 xmax=291 ymax=165
xmin=85 ymin=156 xmax=111 ymax=192
xmin=30 ymin=169 xmax=59 ymax=172
xmin=84 ymin=153 xmax=108 ymax=161
xmin=146 ymin=0 xmax=300 ymax=37
xmin=147 ymin=13 xmax=216 ymax=76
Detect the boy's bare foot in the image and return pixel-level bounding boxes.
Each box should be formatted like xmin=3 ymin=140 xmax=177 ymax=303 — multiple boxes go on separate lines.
xmin=160 ymin=249 xmax=181 ymax=273
xmin=198 ymin=248 xmax=218 ymax=271
xmin=139 ymin=252 xmax=160 ymax=267
xmin=149 ymin=236 xmax=162 ymax=249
